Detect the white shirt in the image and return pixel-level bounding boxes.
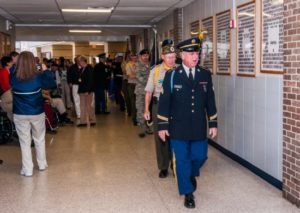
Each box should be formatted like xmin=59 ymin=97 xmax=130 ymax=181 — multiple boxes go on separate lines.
xmin=182 ymin=63 xmax=195 ymax=79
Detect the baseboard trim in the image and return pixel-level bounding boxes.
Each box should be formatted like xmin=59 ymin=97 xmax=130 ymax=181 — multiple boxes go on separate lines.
xmin=208 ymin=139 xmax=282 ymax=190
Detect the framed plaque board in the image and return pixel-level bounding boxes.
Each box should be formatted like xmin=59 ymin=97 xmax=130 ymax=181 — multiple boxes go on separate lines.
xmin=216 ymin=10 xmax=231 ymax=75
xmin=169 ymin=29 xmax=174 ymax=41
xmin=237 ymin=2 xmax=256 ymax=76
xmin=190 ymin=20 xmax=200 ymax=38
xmin=201 ymin=16 xmax=214 ymax=73
xmin=5 ymin=34 xmax=11 ymax=55
xmin=261 ymin=0 xmax=283 ymax=74
xmin=164 ymin=31 xmax=169 ymax=40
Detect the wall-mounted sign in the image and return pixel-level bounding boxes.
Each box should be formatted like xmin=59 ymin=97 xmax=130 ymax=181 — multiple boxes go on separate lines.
xmin=261 ymin=0 xmax=284 ymax=74
xmin=201 ymin=16 xmax=214 ymax=73
xmin=216 ymin=10 xmax=231 ymax=75
xmin=237 ymin=1 xmax=256 ymax=76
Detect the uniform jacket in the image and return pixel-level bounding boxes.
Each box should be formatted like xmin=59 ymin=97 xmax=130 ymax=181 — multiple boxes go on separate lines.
xmin=112 ymin=62 xmax=123 ymax=85
xmin=94 ymin=62 xmax=110 ymax=89
xmin=157 ymin=65 xmax=217 ymax=141
xmin=135 ymin=61 xmax=150 ymax=95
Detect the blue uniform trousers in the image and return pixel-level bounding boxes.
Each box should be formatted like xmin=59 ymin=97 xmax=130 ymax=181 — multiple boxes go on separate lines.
xmin=114 ymin=83 xmax=125 ymax=110
xmin=170 ymin=139 xmax=208 ymax=195
xmin=95 ymin=86 xmax=106 ymax=113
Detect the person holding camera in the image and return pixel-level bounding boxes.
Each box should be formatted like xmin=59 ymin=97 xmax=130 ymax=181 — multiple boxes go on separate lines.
xmin=10 ymin=51 xmax=48 ymax=177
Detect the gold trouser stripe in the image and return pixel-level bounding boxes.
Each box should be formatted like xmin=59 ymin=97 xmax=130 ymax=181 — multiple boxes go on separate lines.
xmin=210 ymin=114 xmax=217 ymax=121
xmin=172 ymin=150 xmax=178 ymax=185
xmin=157 ymin=114 xmax=168 ymax=122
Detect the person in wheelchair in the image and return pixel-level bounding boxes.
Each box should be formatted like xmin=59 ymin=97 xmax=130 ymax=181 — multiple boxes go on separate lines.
xmin=0 ymin=56 xmax=13 ymax=121
xmin=40 ymin=63 xmax=73 ymax=125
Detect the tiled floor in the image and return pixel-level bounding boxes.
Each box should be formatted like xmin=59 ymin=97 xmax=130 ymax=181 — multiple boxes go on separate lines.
xmin=0 ymin=107 xmax=299 ymax=213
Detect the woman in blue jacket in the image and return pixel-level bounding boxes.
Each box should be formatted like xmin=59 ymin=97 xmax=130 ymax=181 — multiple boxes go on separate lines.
xmin=10 ymin=51 xmax=47 ymax=177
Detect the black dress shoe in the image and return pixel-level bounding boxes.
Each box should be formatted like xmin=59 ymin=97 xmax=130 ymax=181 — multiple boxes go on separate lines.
xmin=77 ymin=123 xmax=87 ymax=127
xmin=63 ymin=118 xmax=74 ymax=125
xmin=191 ymin=176 xmax=197 ymax=191
xmin=184 ymin=193 xmax=195 ymax=209
xmin=0 ymin=159 xmax=3 ymax=165
xmin=138 ymin=133 xmax=146 ymax=138
xmin=90 ymin=123 xmax=96 ymax=127
xmin=159 ymin=170 xmax=168 ymax=178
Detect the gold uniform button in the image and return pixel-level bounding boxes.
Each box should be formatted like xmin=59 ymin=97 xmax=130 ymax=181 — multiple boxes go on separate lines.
xmin=192 ymin=103 xmax=194 ymax=106
xmin=192 ymin=110 xmax=194 ymax=113
xmin=192 ymin=89 xmax=194 ymax=92
xmin=192 ymin=96 xmax=194 ymax=99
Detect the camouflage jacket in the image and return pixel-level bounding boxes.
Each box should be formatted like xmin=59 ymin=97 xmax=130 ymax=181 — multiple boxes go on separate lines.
xmin=134 ymin=61 xmax=151 ymax=95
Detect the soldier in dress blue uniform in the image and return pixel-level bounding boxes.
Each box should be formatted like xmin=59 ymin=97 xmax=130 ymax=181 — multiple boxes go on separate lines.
xmin=157 ymin=37 xmax=218 ymax=209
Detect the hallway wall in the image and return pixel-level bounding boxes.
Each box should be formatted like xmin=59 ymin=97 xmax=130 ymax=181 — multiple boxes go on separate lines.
xmin=156 ymin=0 xmax=283 ymax=181
xmin=0 ymin=16 xmax=16 ymax=52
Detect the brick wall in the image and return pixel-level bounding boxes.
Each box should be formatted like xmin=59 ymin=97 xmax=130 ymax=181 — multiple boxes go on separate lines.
xmin=283 ymin=0 xmax=300 ymax=207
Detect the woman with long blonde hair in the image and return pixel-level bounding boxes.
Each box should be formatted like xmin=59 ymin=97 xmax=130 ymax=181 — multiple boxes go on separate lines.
xmin=10 ymin=51 xmax=47 ymax=177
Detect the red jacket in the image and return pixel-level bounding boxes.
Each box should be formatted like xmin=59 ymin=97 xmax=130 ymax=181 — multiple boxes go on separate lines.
xmin=0 ymin=67 xmax=11 ymax=95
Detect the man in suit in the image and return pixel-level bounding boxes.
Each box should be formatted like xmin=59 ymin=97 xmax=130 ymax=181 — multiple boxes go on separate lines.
xmin=157 ymin=38 xmax=218 ymax=209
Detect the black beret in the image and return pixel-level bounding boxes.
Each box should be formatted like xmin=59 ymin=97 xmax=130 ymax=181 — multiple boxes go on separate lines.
xmin=177 ymin=38 xmax=200 ymax=52
xmin=162 ymin=39 xmax=173 ymax=48
xmin=139 ymin=49 xmax=150 ymax=55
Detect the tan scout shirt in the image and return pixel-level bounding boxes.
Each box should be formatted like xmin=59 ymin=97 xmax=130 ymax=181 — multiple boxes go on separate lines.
xmin=121 ymin=61 xmax=128 ymax=80
xmin=126 ymin=61 xmax=137 ymax=84
xmin=145 ymin=63 xmax=172 ymax=99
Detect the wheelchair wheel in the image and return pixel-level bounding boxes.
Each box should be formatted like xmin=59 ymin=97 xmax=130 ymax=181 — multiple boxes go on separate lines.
xmin=0 ymin=119 xmax=13 ymax=143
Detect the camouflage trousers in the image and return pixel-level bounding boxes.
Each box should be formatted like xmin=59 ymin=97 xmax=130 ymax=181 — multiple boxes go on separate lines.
xmin=135 ymin=93 xmax=153 ymax=134
xmin=135 ymin=93 xmax=145 ymax=127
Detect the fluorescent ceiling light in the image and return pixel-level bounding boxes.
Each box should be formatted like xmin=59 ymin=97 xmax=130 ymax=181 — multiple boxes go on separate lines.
xmin=69 ymin=30 xmax=102 ymax=33
xmin=62 ymin=7 xmax=113 ymax=13
xmin=190 ymin=31 xmax=199 ymax=35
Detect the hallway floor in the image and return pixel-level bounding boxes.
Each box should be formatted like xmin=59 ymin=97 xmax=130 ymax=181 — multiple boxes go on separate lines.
xmin=0 ymin=107 xmax=298 ymax=213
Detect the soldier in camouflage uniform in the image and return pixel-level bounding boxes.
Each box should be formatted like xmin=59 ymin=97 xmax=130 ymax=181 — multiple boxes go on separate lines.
xmin=135 ymin=49 xmax=152 ymax=137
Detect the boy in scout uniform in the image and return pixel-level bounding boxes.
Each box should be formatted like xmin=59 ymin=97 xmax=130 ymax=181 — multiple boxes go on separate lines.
xmin=144 ymin=39 xmax=176 ymax=178
xmin=157 ymin=38 xmax=218 ymax=209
